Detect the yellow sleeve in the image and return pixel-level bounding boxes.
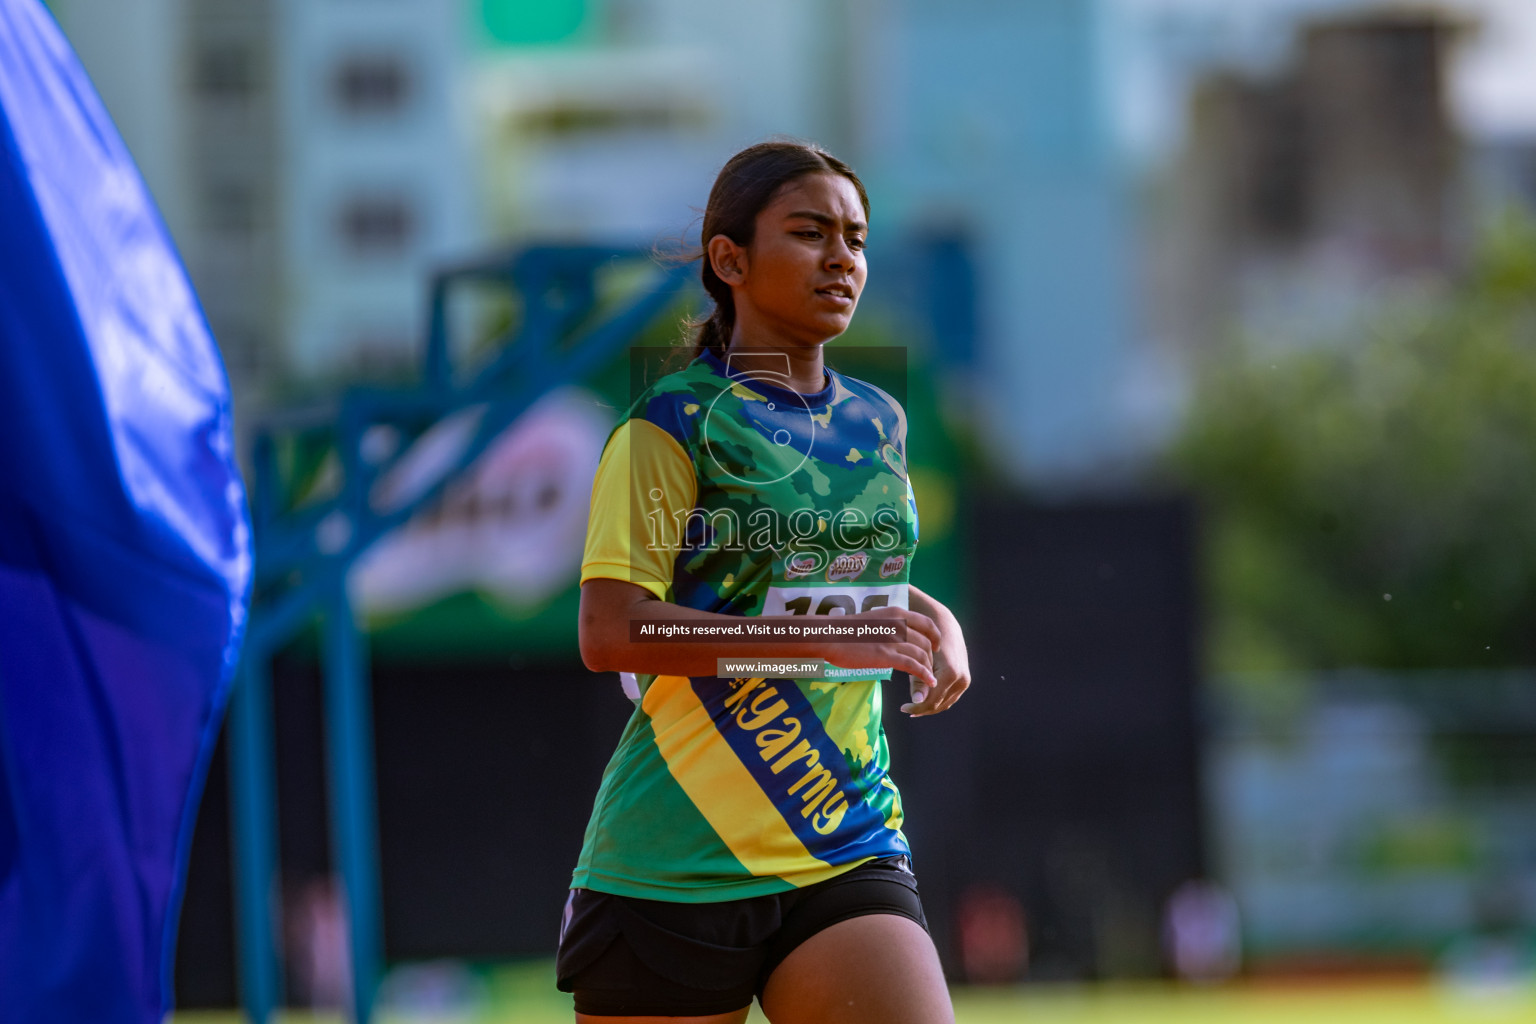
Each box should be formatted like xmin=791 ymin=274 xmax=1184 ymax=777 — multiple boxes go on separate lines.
xmin=580 ymin=418 xmax=697 ymax=601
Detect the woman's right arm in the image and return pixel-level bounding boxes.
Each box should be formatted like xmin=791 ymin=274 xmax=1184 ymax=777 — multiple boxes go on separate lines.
xmin=578 ymin=577 xmax=941 ymax=689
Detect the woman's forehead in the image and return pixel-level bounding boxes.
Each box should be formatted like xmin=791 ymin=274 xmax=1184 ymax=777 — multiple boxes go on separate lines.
xmin=766 ymin=174 xmax=866 ymax=223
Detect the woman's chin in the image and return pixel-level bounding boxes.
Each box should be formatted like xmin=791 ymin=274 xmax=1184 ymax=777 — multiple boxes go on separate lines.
xmin=805 ymin=310 xmax=856 ymax=339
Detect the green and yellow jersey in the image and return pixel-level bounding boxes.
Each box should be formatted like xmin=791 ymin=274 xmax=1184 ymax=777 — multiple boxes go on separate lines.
xmin=574 ymin=347 xmax=919 ymax=900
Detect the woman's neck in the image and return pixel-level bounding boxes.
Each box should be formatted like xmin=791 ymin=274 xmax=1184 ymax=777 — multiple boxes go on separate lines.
xmin=723 ymin=330 xmax=827 ymax=394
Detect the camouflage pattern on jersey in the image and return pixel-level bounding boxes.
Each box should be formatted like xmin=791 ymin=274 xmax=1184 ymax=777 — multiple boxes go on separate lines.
xmin=633 ymin=347 xmax=918 ymax=619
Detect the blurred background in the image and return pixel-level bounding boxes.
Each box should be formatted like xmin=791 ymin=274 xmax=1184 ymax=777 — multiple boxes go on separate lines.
xmin=43 ymin=0 xmax=1536 ymax=1019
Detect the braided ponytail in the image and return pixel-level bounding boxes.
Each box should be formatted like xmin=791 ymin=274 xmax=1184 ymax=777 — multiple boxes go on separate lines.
xmin=691 ymin=251 xmax=735 ymax=359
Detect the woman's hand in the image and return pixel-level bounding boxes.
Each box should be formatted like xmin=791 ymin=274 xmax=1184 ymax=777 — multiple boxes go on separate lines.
xmin=818 ymin=606 xmax=943 ymax=691
xmin=899 ymin=586 xmax=971 ymax=717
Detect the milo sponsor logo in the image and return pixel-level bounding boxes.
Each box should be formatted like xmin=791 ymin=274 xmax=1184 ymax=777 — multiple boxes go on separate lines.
xmin=784 ymin=553 xmax=820 ymax=580
xmin=826 ymin=552 xmax=869 ymax=583
xmin=878 ymin=555 xmax=906 ymax=579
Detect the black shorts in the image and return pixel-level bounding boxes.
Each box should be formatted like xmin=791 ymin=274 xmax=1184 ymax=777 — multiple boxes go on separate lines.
xmin=555 ymin=855 xmax=927 ymax=1017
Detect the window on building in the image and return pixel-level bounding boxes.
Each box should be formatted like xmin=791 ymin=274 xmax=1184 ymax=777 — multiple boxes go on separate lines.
xmin=194 ymin=43 xmax=257 ymax=99
xmin=332 ymin=54 xmax=413 ymax=115
xmin=203 ymin=182 xmax=259 ymax=237
xmin=337 ymin=196 xmax=416 ymax=255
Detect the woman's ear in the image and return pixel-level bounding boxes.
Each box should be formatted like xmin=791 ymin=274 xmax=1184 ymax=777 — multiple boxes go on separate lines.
xmin=707 ymin=234 xmax=747 ymax=285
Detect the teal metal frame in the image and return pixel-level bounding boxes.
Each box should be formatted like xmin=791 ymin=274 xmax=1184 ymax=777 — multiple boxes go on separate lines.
xmin=227 ymin=246 xmax=695 ymax=1023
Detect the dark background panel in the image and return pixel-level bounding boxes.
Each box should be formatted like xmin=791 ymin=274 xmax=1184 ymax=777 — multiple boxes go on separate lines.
xmin=894 ymin=495 xmax=1204 ymax=981
xmin=371 ymin=663 xmax=632 ymax=959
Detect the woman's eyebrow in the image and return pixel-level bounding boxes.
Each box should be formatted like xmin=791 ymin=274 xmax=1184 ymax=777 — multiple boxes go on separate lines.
xmin=785 ymin=210 xmax=867 ymax=233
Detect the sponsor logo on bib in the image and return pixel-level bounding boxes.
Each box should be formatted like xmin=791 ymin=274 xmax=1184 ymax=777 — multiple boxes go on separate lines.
xmin=826 ymin=552 xmax=869 ymax=583
xmin=879 ymin=555 xmax=906 ymax=579
xmin=784 ymin=553 xmax=819 ymax=580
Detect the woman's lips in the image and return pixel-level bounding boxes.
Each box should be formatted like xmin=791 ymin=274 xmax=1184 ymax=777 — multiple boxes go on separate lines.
xmin=815 ymin=288 xmax=854 ymax=306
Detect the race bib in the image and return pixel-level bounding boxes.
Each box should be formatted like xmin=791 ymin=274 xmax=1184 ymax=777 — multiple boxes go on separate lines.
xmin=760 ymin=582 xmax=909 ymax=617
xmin=760 ymin=582 xmax=908 ymax=681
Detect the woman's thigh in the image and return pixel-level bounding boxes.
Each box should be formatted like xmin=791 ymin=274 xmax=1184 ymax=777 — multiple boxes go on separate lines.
xmin=758 ymin=913 xmax=954 ymax=1024
xmin=575 ymin=1012 xmax=749 ymax=1024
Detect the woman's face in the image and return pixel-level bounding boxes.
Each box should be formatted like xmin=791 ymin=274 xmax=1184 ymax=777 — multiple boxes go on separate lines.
xmin=726 ymin=172 xmax=868 ymax=346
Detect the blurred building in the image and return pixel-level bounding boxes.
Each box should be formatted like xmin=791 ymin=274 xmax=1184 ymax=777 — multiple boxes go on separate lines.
xmin=471 ymin=0 xmax=856 ymax=243
xmin=275 ymin=0 xmax=475 ymax=380
xmin=1156 ymin=10 xmax=1467 ymax=352
xmin=50 ymin=0 xmax=476 ymax=395
xmin=1121 ymin=0 xmax=1536 ymax=355
xmin=859 ymin=0 xmax=1137 ymax=486
xmin=46 ymin=0 xmax=1536 ymax=485
xmin=49 ymin=0 xmax=1149 ymax=487
xmin=183 ymin=0 xmax=279 ymax=391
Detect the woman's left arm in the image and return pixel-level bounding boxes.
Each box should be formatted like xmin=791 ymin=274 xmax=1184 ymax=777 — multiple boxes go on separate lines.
xmin=902 ymin=584 xmax=971 ymax=717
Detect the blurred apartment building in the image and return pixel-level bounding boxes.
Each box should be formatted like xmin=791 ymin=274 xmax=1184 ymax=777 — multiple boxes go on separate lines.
xmin=1155 ymin=9 xmax=1467 ymax=352
xmin=472 ymin=0 xmax=857 ymax=242
xmin=48 ymin=0 xmax=864 ymax=393
xmin=49 ymin=0 xmax=1140 ymax=486
xmin=50 ymin=0 xmax=473 ymax=399
xmin=53 ymin=0 xmax=1536 ymax=481
xmin=479 ymin=0 xmax=1135 ymax=485
xmin=181 ymin=0 xmax=278 ymax=393
xmin=1130 ymin=0 xmax=1536 ymax=355
xmin=274 ymin=1 xmax=474 ymax=381
xmin=47 ymin=0 xmax=881 ymax=392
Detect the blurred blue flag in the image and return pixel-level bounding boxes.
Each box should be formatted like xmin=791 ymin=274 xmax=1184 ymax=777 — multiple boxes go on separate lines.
xmin=0 ymin=1 xmax=253 ymax=1020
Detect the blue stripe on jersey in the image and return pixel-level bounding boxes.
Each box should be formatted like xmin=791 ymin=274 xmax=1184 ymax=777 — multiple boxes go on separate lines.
xmin=693 ymin=676 xmax=909 ymax=868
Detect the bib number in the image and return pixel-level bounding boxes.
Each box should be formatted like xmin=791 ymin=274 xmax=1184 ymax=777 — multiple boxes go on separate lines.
xmin=761 ymin=583 xmax=909 ymax=617
xmin=758 ymin=584 xmax=907 ymax=682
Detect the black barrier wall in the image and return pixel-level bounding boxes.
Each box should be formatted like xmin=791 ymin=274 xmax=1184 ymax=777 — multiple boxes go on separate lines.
xmin=893 ymin=495 xmax=1205 ymax=980
xmin=176 ymin=661 xmax=632 ymax=1007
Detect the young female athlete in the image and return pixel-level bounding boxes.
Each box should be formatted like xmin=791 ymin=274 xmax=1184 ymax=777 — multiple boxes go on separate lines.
xmin=562 ymin=140 xmax=972 ymax=1024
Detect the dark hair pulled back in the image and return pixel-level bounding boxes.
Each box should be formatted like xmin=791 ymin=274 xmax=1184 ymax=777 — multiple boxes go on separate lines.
xmin=687 ymin=140 xmax=870 ymax=358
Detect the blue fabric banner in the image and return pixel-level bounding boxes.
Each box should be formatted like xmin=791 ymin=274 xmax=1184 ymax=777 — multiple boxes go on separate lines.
xmin=0 ymin=1 xmax=253 ymax=1020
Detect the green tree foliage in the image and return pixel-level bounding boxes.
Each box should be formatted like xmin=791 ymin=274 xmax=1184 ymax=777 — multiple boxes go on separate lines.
xmin=1170 ymin=212 xmax=1536 ymax=672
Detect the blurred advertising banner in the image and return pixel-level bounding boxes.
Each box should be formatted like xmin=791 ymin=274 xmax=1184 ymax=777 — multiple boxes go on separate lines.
xmin=348 ymin=386 xmax=610 ymax=657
